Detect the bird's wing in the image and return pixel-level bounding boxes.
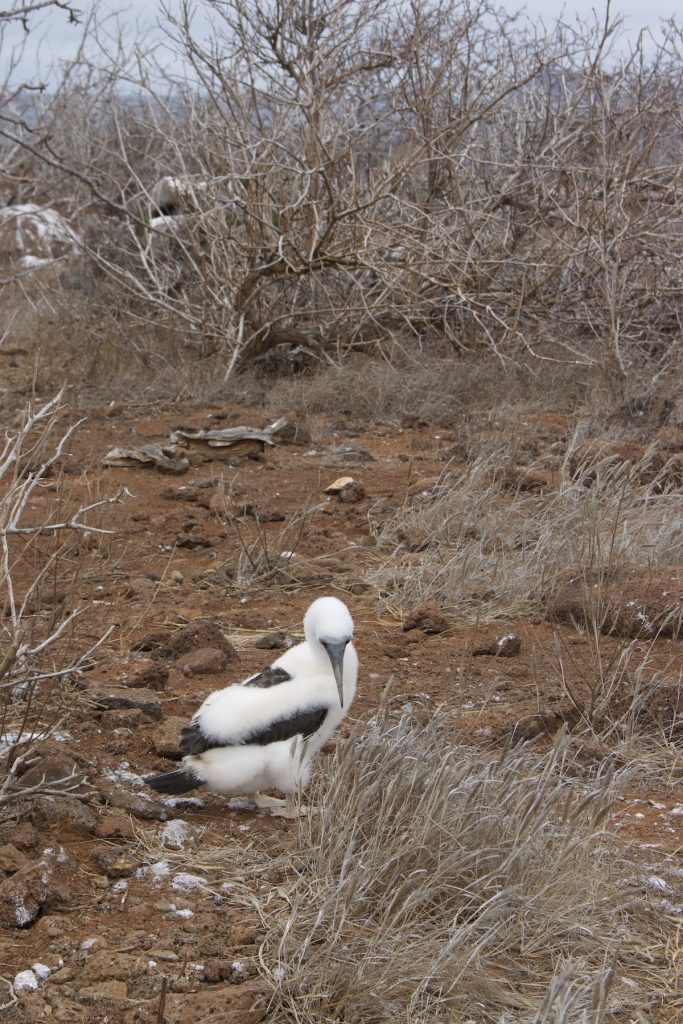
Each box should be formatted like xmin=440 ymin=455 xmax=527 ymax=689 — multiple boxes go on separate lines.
xmin=241 ymin=666 xmax=291 ymax=688
xmin=244 ymin=706 xmax=328 ymax=745
xmin=180 ymin=705 xmax=328 ymax=753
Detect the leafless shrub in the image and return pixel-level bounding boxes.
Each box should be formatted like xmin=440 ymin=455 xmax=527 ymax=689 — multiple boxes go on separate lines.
xmin=5 ymin=0 xmax=678 ymax=412
xmin=207 ymin=488 xmax=314 ymax=592
xmin=258 ymin=715 xmax=660 ymax=1023
xmin=0 ymin=392 xmax=121 ymax=799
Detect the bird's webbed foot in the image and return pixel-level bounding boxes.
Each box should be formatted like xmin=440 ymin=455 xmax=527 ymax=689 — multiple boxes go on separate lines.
xmin=252 ymin=792 xmax=287 ymax=809
xmin=268 ymin=794 xmax=309 ymax=819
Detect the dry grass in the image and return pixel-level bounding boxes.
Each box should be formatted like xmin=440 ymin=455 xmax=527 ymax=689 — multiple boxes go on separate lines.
xmin=128 ymin=716 xmax=677 ymax=1022
xmin=237 ymin=348 xmax=589 ymax=425
xmin=551 ymin=631 xmax=682 ymax=784
xmin=225 ymin=716 xmax=671 ymax=1024
xmin=366 ymin=447 xmax=682 ymax=623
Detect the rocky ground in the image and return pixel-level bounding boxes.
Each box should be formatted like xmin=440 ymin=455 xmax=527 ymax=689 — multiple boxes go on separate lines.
xmin=0 ymin=349 xmax=681 ymax=1022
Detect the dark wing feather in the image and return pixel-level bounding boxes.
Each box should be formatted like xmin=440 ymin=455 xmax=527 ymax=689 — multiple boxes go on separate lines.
xmin=179 ymin=721 xmax=215 ymax=755
xmin=179 ymin=706 xmax=329 ymax=754
xmin=242 ymin=666 xmax=292 ymax=689
xmin=244 ymin=706 xmax=328 ymax=746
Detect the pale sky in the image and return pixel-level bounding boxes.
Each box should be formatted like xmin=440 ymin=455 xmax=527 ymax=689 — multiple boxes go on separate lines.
xmin=2 ymin=1 xmax=679 ymax=84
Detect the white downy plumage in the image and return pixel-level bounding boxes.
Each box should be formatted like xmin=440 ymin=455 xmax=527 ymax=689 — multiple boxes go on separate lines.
xmin=146 ymin=597 xmax=357 ymax=816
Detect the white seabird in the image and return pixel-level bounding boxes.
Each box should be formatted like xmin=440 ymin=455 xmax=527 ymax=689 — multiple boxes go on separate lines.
xmin=146 ymin=596 xmax=357 ymax=817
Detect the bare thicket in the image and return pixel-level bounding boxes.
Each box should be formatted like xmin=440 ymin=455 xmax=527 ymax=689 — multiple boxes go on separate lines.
xmin=0 ymin=394 xmax=120 ymax=800
xmin=1 ymin=0 xmax=679 ymax=410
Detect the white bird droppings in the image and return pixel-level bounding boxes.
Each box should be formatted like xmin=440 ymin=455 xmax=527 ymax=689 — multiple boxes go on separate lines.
xmin=643 ymin=875 xmax=670 ymax=892
xmin=13 ymin=970 xmax=38 ymax=991
xmin=161 ymin=819 xmax=189 ymax=849
xmin=171 ymin=872 xmax=207 ymax=892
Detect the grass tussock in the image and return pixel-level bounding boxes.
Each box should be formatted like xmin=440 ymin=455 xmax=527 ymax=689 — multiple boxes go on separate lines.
xmin=552 ymin=633 xmax=682 ymax=783
xmin=367 ymin=447 xmax=682 ymax=623
xmin=260 ymin=717 xmax=657 ymax=1024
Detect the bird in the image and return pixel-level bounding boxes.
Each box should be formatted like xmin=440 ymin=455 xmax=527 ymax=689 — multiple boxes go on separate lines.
xmin=145 ymin=596 xmax=357 ymax=817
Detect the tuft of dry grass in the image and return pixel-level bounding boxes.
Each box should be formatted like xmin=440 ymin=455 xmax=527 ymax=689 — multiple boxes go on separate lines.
xmin=248 ymin=716 xmax=668 ymax=1023
xmin=551 ymin=631 xmax=682 ymax=784
xmin=366 ymin=447 xmax=682 ymax=623
xmin=238 ymin=349 xmax=588 ymax=425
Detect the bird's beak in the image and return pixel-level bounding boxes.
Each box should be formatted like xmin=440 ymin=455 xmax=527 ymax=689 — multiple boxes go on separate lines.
xmin=324 ymin=641 xmax=347 ymax=707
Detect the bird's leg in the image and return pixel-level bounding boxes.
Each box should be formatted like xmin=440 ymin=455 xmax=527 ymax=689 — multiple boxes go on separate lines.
xmin=252 ymin=792 xmax=287 ymax=809
xmin=269 ymin=792 xmax=309 ymax=819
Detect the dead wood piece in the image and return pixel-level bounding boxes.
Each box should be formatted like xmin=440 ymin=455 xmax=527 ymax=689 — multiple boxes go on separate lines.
xmin=102 ymin=444 xmax=189 ymax=474
xmin=170 ymin=425 xmax=276 ymax=448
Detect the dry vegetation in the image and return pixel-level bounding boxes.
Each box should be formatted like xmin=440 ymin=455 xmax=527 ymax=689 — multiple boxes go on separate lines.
xmin=368 ymin=445 xmax=682 ymax=620
xmin=0 ymin=1 xmax=681 ymax=1022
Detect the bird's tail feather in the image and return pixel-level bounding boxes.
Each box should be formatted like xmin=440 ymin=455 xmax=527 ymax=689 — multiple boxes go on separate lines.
xmin=146 ymin=768 xmax=203 ymax=794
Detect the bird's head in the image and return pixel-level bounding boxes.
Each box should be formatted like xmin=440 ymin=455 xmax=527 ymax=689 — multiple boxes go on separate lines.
xmin=304 ymin=597 xmax=354 ymax=707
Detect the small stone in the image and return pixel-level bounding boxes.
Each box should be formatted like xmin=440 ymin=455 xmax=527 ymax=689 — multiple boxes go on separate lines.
xmin=161 ymin=819 xmax=188 ymax=850
xmin=171 ymin=570 xmax=184 ymax=583
xmin=81 ymin=980 xmax=128 ymax=1001
xmin=254 ymin=632 xmax=293 ymax=651
xmin=148 ymin=949 xmax=179 ymax=962
xmin=165 ymin=980 xmax=269 ymax=1022
xmin=176 ymin=531 xmax=213 ymax=549
xmin=0 ymin=843 xmax=28 ymax=874
xmin=175 ymin=646 xmax=228 ymax=675
xmin=324 ymin=476 xmax=355 ymax=494
xmin=160 ymin=485 xmax=200 ymax=502
xmin=382 ymin=644 xmax=406 ymax=660
xmin=90 ymin=847 xmax=138 ymax=878
xmin=270 ymin=417 xmax=310 ymax=445
xmin=153 ymin=716 xmax=187 ymax=758
xmin=13 ymin=969 xmax=38 ymax=991
xmin=402 ymin=602 xmax=449 ymax=635
xmin=95 ymin=779 xmax=169 ymax=821
xmin=24 ymin=794 xmax=96 ymax=834
xmin=85 ymin=683 xmax=162 ymax=718
xmin=0 ymin=849 xmax=72 ymax=929
xmin=150 ymin=622 xmax=239 ymax=663
xmin=5 ymin=822 xmax=38 ymax=852
xmin=170 ymin=977 xmax=193 ymax=992
xmin=338 ymin=480 xmax=365 ymax=503
xmin=322 ymin=447 xmax=375 ymax=467
xmin=171 ymin=871 xmax=206 ymax=893
xmin=49 ymin=967 xmax=76 ymax=984
xmin=95 ymin=815 xmax=135 ymax=840
xmin=83 ymin=657 xmax=169 ymax=692
xmin=472 ymin=633 xmax=522 ymax=658
xmin=15 ymin=751 xmax=85 ymax=793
